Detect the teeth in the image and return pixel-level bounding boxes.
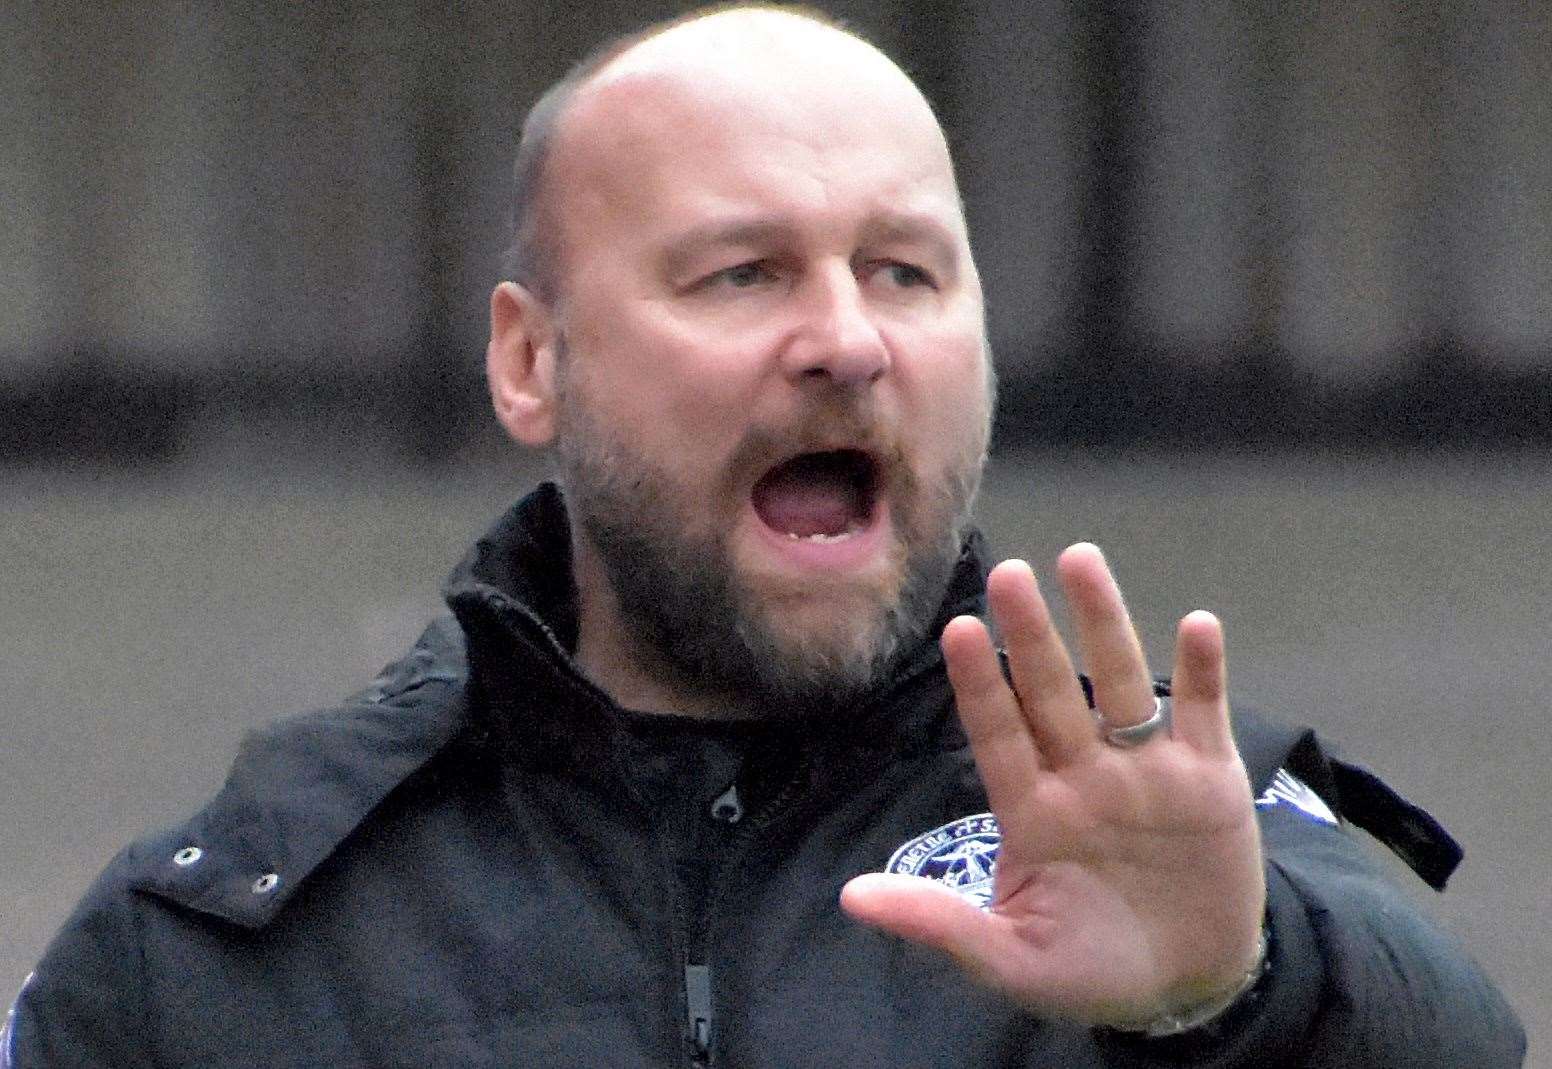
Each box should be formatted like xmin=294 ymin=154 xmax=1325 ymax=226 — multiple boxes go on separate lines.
xmin=786 ymin=530 xmax=854 ymax=543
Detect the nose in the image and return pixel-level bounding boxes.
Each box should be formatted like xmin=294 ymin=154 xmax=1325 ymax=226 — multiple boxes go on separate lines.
xmin=781 ymin=266 xmax=890 ymax=387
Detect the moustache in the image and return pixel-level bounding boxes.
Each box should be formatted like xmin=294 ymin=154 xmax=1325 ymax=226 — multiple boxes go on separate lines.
xmin=723 ymin=397 xmax=908 ymax=491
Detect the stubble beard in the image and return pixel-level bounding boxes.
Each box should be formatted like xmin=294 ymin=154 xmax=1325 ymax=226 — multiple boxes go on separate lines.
xmin=554 ymin=379 xmax=986 ymax=721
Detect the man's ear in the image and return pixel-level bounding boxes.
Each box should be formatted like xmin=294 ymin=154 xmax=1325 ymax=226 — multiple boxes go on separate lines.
xmin=487 ymin=281 xmax=562 ymax=446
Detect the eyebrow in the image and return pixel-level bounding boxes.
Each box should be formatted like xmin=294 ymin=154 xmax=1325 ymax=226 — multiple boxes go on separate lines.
xmin=660 ymin=219 xmax=794 ymax=280
xmin=858 ymin=210 xmax=962 ymax=276
xmin=658 ymin=209 xmax=963 ymax=280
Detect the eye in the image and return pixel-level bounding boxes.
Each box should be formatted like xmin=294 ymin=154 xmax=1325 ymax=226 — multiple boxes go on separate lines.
xmin=874 ymin=261 xmax=936 ymax=290
xmin=706 ymin=261 xmax=777 ymax=290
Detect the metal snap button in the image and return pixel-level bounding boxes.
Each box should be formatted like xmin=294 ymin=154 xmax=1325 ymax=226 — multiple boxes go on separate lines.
xmin=172 ymin=846 xmax=203 ymax=866
xmin=251 ymin=873 xmax=280 ymax=894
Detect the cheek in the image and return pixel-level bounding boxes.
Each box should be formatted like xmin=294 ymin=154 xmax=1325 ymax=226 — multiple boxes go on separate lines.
xmin=584 ymin=295 xmax=773 ymax=398
xmin=566 ymin=322 xmax=747 ymax=452
xmin=900 ymin=331 xmax=991 ymax=443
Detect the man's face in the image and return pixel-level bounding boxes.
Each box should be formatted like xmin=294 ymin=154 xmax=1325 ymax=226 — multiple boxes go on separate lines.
xmin=543 ymin=35 xmax=993 ymax=713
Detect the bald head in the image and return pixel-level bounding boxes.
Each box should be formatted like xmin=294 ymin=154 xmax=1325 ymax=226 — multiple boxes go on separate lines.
xmin=505 ymin=5 xmax=959 ymax=305
xmin=584 ymin=7 xmax=931 ymax=109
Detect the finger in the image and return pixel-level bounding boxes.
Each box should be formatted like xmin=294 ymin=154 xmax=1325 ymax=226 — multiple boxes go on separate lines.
xmin=984 ymin=560 xmax=1094 ymax=762
xmin=1056 ymin=544 xmax=1155 ymax=728
xmin=942 ymin=613 xmax=1045 ymax=814
xmin=1169 ymin=610 xmax=1233 ymax=756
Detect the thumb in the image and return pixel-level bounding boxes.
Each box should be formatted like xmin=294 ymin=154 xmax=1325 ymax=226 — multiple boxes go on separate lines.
xmin=840 ymin=873 xmax=1005 ymax=981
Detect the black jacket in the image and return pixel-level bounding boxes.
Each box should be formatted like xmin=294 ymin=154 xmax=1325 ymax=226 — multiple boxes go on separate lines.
xmin=10 ymin=485 xmax=1525 ymax=1067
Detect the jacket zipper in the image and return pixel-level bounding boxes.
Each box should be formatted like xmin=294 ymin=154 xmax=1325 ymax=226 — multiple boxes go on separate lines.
xmin=684 ymin=963 xmax=713 ymax=1062
xmin=681 ymin=757 xmax=813 ymax=1066
xmin=682 ymin=782 xmax=742 ymax=1065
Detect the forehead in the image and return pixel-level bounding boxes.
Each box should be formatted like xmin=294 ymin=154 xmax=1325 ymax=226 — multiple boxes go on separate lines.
xmin=546 ymin=19 xmax=966 ymax=262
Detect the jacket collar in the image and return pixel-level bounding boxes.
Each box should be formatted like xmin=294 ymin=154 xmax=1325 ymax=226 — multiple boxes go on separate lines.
xmin=127 ymin=616 xmax=470 ymax=929
xmin=132 ymin=482 xmax=990 ymax=927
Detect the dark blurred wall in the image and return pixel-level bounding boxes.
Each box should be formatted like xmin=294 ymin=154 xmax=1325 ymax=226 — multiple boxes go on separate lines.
xmin=2 ymin=0 xmax=1549 ymax=458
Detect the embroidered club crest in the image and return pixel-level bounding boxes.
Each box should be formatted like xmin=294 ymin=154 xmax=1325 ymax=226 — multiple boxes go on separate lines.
xmin=1255 ymin=768 xmax=1338 ymax=826
xmin=887 ymin=813 xmax=1002 ymax=909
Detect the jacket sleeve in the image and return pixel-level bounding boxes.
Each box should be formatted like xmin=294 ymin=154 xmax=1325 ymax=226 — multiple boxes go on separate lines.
xmin=1094 ymin=777 xmax=1526 ymax=1068
xmin=7 ymin=848 xmax=160 ymax=1068
xmin=1257 ymin=800 xmax=1524 ymax=1065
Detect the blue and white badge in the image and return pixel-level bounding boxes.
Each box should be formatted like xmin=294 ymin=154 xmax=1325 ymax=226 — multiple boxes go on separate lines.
xmin=887 ymin=813 xmax=1002 ymax=909
xmin=1256 ymin=768 xmax=1339 ymax=826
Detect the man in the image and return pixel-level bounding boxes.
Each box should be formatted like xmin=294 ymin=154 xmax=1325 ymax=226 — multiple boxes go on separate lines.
xmin=8 ymin=5 xmax=1524 ymax=1066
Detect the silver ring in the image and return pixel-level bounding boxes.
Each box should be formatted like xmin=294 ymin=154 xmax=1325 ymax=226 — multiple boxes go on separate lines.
xmin=1098 ymin=695 xmax=1169 ymax=748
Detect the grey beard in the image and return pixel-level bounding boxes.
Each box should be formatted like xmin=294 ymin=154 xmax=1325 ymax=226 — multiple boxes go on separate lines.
xmin=551 ymin=335 xmax=987 ymax=720
xmin=572 ymin=490 xmax=961 ymax=719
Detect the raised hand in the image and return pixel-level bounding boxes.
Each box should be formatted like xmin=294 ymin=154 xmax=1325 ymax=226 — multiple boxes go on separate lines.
xmin=841 ymin=544 xmax=1265 ymax=1028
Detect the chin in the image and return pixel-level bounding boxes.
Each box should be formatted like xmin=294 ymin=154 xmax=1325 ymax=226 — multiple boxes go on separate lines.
xmin=748 ymin=587 xmax=895 ymax=665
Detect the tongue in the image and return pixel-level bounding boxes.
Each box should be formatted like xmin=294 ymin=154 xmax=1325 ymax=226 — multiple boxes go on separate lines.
xmin=752 ymin=455 xmax=864 ymax=538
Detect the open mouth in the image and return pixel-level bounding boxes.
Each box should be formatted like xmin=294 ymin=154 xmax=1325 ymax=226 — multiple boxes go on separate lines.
xmin=750 ymin=449 xmax=880 ymax=543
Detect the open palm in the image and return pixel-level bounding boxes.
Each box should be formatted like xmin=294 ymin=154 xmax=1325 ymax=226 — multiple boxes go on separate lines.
xmin=842 ymin=545 xmax=1265 ymax=1028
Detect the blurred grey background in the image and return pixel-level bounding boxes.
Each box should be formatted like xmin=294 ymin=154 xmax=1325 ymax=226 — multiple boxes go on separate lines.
xmin=3 ymin=0 xmax=1548 ymax=1060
